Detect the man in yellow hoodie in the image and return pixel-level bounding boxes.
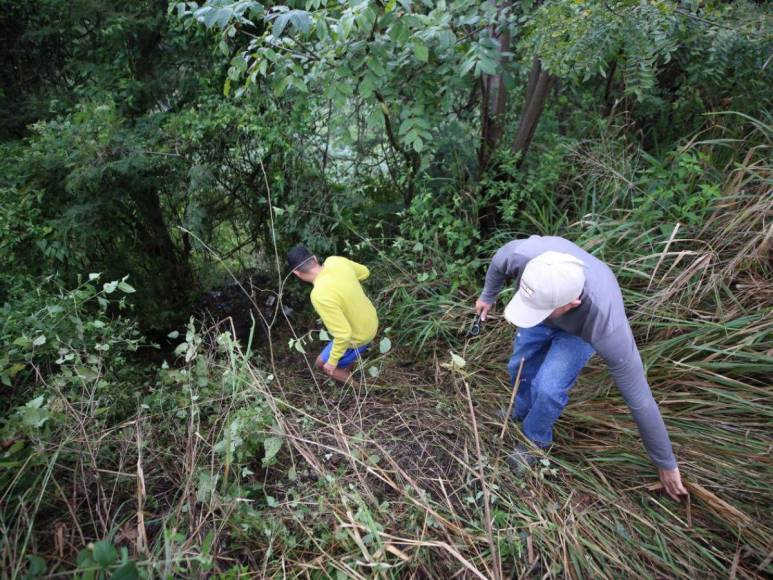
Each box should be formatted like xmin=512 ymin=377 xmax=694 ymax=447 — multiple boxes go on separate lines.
xmin=287 ymin=245 xmax=378 ymax=383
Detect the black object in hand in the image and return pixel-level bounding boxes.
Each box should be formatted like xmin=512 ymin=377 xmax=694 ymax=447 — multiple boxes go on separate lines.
xmin=467 ymin=314 xmax=482 ymax=338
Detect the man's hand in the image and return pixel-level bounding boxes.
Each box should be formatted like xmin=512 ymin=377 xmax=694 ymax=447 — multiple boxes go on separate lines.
xmin=475 ymin=299 xmax=493 ymax=321
xmin=323 ymin=362 xmax=337 ymax=376
xmin=658 ymin=466 xmax=688 ymax=500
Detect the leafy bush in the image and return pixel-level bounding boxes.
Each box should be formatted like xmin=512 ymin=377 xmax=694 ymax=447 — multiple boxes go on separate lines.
xmin=633 ymin=148 xmax=722 ymax=228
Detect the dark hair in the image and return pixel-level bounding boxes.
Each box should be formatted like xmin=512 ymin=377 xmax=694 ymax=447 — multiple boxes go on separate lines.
xmin=287 ymin=244 xmax=316 ymax=272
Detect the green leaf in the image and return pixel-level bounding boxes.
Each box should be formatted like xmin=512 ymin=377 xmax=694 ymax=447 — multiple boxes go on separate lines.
xmin=368 ymin=366 xmax=379 ymax=377
xmin=168 ymin=330 xmax=180 ymax=339
xmin=110 ymin=561 xmax=139 ymax=580
xmin=413 ymin=42 xmax=429 ymax=63
xmin=379 ymin=337 xmax=392 ymax=354
xmin=92 ymin=540 xmax=118 ymax=569
xmin=103 ymin=281 xmax=118 ymax=294
xmin=263 ymin=436 xmax=283 ymax=463
xmin=26 ymin=555 xmax=47 ymax=577
xmin=196 ymin=472 xmax=219 ymax=503
xmin=75 ymin=366 xmax=99 ymax=381
xmin=117 ymin=281 xmax=136 ymax=294
xmin=273 ymin=13 xmax=291 ymax=37
xmin=319 ymin=329 xmax=330 ymax=341
xmin=88 ymin=273 xmax=101 ymax=281
xmin=7 ymin=362 xmax=26 ymax=378
xmin=32 ymin=335 xmax=46 ymax=347
xmin=450 ymin=352 xmax=466 ymax=368
xmin=360 ymin=76 xmax=375 ymax=99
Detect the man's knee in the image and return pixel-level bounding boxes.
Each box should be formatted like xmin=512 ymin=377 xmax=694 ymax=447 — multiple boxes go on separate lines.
xmin=531 ymin=376 xmax=569 ymax=406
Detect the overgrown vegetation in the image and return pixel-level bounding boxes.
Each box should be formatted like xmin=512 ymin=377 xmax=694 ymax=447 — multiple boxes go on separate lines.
xmin=1 ymin=0 xmax=771 ymax=578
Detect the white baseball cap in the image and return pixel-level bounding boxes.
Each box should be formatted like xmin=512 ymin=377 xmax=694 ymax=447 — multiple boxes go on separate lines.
xmin=504 ymin=251 xmax=586 ymax=328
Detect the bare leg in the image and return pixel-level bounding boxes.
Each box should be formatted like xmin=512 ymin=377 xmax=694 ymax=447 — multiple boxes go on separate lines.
xmin=315 ymin=356 xmax=355 ymax=384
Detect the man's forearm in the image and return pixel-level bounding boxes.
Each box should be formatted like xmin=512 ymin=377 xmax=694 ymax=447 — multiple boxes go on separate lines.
xmin=596 ymin=328 xmax=677 ymax=469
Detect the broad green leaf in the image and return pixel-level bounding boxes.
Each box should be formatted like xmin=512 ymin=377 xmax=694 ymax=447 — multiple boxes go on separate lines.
xmin=92 ymin=540 xmax=118 ymax=568
xmin=450 ymin=352 xmax=466 ymax=368
xmin=75 ymin=366 xmax=99 ymax=381
xmin=319 ymin=329 xmax=330 ymax=341
xmin=196 ymin=472 xmax=219 ymax=503
xmin=379 ymin=337 xmax=392 ymax=354
xmin=32 ymin=335 xmax=46 ymax=347
xmin=263 ymin=436 xmax=283 ymax=463
xmin=368 ymin=366 xmax=379 ymax=377
xmin=26 ymin=554 xmax=47 ymax=577
xmin=273 ymin=12 xmax=291 ymax=37
xmin=413 ymin=42 xmax=429 ymax=63
xmin=103 ymin=281 xmax=118 ymax=294
xmin=117 ymin=281 xmax=136 ymax=294
xmin=110 ymin=561 xmax=139 ymax=580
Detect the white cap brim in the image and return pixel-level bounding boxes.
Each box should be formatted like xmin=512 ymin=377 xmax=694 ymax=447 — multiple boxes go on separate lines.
xmin=504 ymin=291 xmax=552 ymax=328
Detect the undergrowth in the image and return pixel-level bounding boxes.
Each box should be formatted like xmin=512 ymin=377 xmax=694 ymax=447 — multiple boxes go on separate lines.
xmin=1 ymin=118 xmax=771 ymax=578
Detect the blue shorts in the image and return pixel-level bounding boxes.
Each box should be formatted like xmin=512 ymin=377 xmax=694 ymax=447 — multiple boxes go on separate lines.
xmin=319 ymin=342 xmax=370 ymax=368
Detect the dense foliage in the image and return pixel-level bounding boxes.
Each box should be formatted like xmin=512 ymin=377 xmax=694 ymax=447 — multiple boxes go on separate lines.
xmin=1 ymin=0 xmax=771 ymax=577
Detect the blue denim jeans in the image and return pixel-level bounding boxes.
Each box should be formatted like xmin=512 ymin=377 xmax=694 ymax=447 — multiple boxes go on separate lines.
xmin=507 ymin=323 xmax=595 ymax=448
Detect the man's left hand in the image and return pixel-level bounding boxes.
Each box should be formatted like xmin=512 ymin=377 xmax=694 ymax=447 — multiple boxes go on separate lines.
xmin=323 ymin=362 xmax=337 ymax=376
xmin=658 ymin=466 xmax=688 ymax=500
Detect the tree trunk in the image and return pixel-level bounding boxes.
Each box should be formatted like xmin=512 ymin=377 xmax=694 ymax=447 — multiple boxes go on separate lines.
xmin=131 ymin=186 xmax=194 ymax=307
xmin=602 ymin=56 xmax=618 ymax=117
xmin=512 ymin=57 xmax=556 ymax=162
xmin=479 ymin=57 xmax=556 ymax=236
xmin=477 ymin=5 xmax=511 ymax=176
xmin=376 ymin=92 xmax=420 ymax=207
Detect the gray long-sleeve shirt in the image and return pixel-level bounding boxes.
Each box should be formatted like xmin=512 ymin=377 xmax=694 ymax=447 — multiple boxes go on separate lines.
xmin=480 ymin=236 xmax=677 ymax=469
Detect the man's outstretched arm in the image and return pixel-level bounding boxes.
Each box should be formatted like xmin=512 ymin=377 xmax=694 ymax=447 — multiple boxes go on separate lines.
xmin=595 ymin=324 xmax=687 ymax=500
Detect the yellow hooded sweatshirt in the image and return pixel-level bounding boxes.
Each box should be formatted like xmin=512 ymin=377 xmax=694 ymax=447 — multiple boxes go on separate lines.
xmin=310 ymin=256 xmax=378 ymax=366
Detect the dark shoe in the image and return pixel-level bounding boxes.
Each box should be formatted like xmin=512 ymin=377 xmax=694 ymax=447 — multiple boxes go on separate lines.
xmin=505 ymin=444 xmax=538 ymax=473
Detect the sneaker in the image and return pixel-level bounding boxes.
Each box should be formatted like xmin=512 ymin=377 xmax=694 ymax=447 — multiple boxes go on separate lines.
xmin=505 ymin=444 xmax=538 ymax=473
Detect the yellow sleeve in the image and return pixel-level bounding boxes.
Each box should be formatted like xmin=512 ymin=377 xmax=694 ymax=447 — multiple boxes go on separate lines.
xmin=310 ymin=292 xmax=353 ymax=367
xmin=347 ymin=258 xmax=370 ymax=281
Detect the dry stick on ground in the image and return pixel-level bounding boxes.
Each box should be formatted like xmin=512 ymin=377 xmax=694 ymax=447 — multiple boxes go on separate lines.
xmin=135 ymin=415 xmax=148 ymax=556
xmin=499 ymin=357 xmax=524 ymax=441
xmin=461 ymin=372 xmax=502 ymax=580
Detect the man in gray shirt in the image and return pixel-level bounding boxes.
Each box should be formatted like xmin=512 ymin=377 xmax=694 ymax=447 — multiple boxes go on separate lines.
xmin=475 ymin=235 xmax=687 ymax=500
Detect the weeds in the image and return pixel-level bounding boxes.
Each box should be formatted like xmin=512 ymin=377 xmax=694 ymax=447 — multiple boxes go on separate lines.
xmin=1 ymin=120 xmax=771 ymax=578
